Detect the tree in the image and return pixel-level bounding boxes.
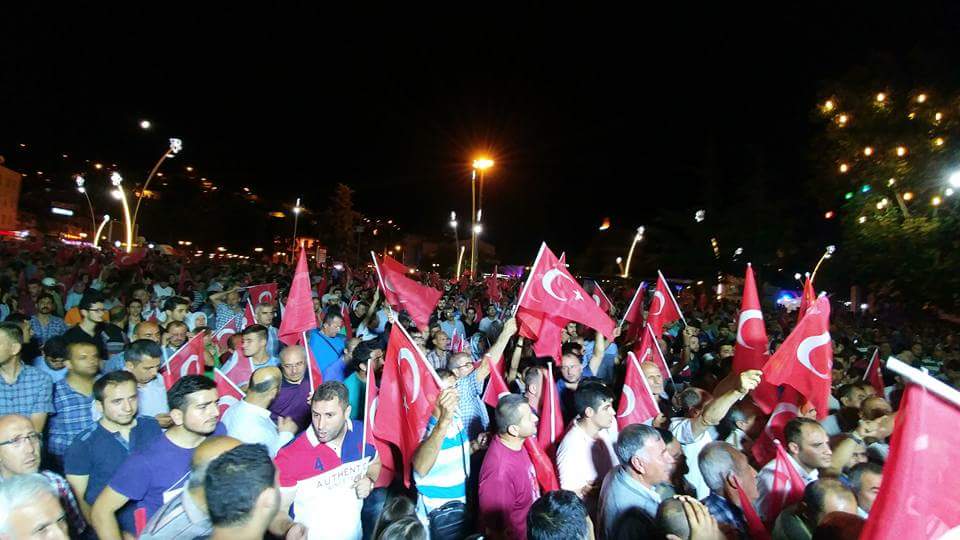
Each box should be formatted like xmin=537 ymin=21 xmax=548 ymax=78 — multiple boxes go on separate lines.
xmin=811 ymin=86 xmax=960 ymax=307
xmin=321 ymin=183 xmax=360 ymax=261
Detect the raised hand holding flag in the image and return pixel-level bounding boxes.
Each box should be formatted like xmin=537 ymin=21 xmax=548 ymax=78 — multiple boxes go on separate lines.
xmin=246 ymin=283 xmax=278 ymax=307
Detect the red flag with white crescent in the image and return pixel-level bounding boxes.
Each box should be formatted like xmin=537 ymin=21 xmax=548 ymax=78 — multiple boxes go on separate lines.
xmin=213 ymin=367 xmax=246 ymax=416
xmin=247 ymin=283 xmax=278 ymax=307
xmin=762 ymin=296 xmax=833 ymax=419
xmin=732 ymin=263 xmax=778 ymax=413
xmin=113 ymin=247 xmax=147 ymax=268
xmin=341 ymin=302 xmax=353 ymax=339
xmin=646 ymin=271 xmax=685 ymax=337
xmin=482 ymin=354 xmax=512 ymax=409
xmin=362 ymin=364 xmax=395 ymax=487
xmin=536 ymin=364 xmax=565 ymax=454
xmin=278 ymin=248 xmax=318 ymax=346
xmin=751 ymin=386 xmax=803 ymax=467
xmin=861 ymin=383 xmax=960 ymax=540
xmin=620 ymin=283 xmax=646 ymax=343
xmin=766 ymin=439 xmax=808 ymax=524
xmin=797 ymin=277 xmax=816 ymax=326
xmin=616 ymin=352 xmax=660 ymax=429
xmin=213 ymin=325 xmax=236 ymax=355
xmin=516 ymin=243 xmax=615 ymax=339
xmin=373 ymin=254 xmax=442 ymax=332
xmin=733 ymin=475 xmax=771 ymax=540
xmin=587 ymin=279 xmax=613 ymax=314
xmin=450 ymin=328 xmax=466 ymax=354
xmin=864 ymin=348 xmax=884 ymax=397
xmin=162 ymin=333 xmax=206 ymax=390
xmin=374 ymin=324 xmax=442 ymax=487
xmin=220 ymin=350 xmax=254 ymax=389
xmin=241 ymin=300 xmax=256 ymax=329
xmin=300 ymin=332 xmax=323 ymax=393
xmin=633 ymin=324 xmax=672 ymax=383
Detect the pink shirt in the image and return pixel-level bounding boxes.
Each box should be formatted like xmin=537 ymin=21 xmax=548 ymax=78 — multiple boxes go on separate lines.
xmin=478 ymin=436 xmax=540 ymax=539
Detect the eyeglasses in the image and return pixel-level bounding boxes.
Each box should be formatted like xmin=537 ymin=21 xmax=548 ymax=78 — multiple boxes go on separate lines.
xmin=0 ymin=433 xmax=42 ymax=448
xmin=85 ymin=308 xmax=107 ymax=313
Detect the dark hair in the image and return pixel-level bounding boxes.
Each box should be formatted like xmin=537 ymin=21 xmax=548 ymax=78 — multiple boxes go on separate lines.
xmin=167 ymin=375 xmax=216 ymax=412
xmin=42 ymin=336 xmax=68 ymax=359
xmin=163 ymin=296 xmax=190 ymax=313
xmin=784 ymin=417 xmax=822 ymax=449
xmin=78 ymin=290 xmax=106 ymax=311
xmin=378 ymin=517 xmax=426 ymax=540
xmin=125 ymin=339 xmax=163 ymax=365
xmin=311 ymin=380 xmax=349 ymax=408
xmin=495 ymin=394 xmax=529 ymax=434
xmin=526 ymin=490 xmax=590 ymax=540
xmin=36 ymin=293 xmax=55 ymax=305
xmin=847 ymin=462 xmax=882 ymax=492
xmin=240 ymin=324 xmax=268 ymax=340
xmin=351 ymin=340 xmax=381 ymax=368
xmin=66 ymin=340 xmax=100 ymax=359
xmin=322 ymin=309 xmax=343 ymax=326
xmin=372 ymin=495 xmax=417 ymax=538
xmin=804 ymin=478 xmax=854 ymax=516
xmin=614 ymin=423 xmax=662 ymax=466
xmin=0 ymin=322 xmax=23 ymax=344
xmin=573 ymin=380 xmax=614 ymax=418
xmin=837 ymin=383 xmax=860 ymax=403
xmin=93 ymin=370 xmax=138 ymax=402
xmin=204 ymin=444 xmax=276 ymax=527
xmin=560 ymin=342 xmax=582 ymax=357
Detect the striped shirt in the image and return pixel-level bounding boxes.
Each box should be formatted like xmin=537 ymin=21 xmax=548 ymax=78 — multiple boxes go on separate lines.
xmin=139 ymin=489 xmax=211 ymax=540
xmin=0 ymin=363 xmax=54 ymax=417
xmin=414 ymin=416 xmax=470 ymax=513
xmin=48 ymin=379 xmax=95 ymax=457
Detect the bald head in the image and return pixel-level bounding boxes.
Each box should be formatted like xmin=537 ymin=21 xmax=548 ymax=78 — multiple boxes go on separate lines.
xmin=0 ymin=415 xmax=41 ymax=477
xmin=641 ymin=361 xmax=665 ymax=395
xmin=248 ymin=366 xmax=282 ymax=395
xmin=279 ymin=346 xmax=307 ymax=383
xmin=134 ymin=321 xmax=162 ymax=343
xmin=188 ymin=436 xmax=242 ymax=491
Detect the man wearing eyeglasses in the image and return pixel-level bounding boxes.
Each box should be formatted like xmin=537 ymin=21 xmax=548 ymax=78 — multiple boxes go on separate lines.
xmin=0 ymin=414 xmax=88 ymax=537
xmin=63 ymin=291 xmax=124 ymax=372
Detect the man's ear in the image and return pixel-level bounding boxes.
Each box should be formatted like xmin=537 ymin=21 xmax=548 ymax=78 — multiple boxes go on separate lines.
xmin=344 ymin=404 xmax=352 ymax=419
xmin=169 ymin=409 xmax=185 ymax=426
xmin=787 ymin=441 xmax=800 ymax=455
xmin=630 ymin=454 xmax=646 ymax=476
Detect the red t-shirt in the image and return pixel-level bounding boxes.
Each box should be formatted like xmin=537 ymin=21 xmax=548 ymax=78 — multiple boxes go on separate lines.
xmin=478 ymin=436 xmax=540 ymax=540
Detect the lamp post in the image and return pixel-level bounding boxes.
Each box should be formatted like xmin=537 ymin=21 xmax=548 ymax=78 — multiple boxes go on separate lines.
xmin=470 ymin=157 xmax=493 ymax=278
xmin=291 ymin=198 xmax=302 ymax=264
xmin=92 ymin=215 xmax=110 ymax=250
xmin=131 ymin=138 xmax=182 ymax=241
xmin=75 ymin=175 xmax=97 ymax=242
xmin=110 ymin=172 xmax=134 ymax=253
xmin=622 ymin=226 xmax=645 ymax=278
xmin=449 ymin=211 xmax=459 ymax=278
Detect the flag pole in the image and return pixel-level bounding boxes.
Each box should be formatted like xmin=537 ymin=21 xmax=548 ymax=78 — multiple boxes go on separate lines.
xmin=864 ymin=348 xmax=878 ymax=382
xmin=395 ymin=321 xmax=444 ymax=388
xmin=361 ymin=365 xmax=370 ymax=460
xmin=303 ymin=331 xmax=314 ymax=390
xmin=370 ymin=251 xmax=387 ymax=296
xmin=886 ymin=356 xmax=960 ymax=409
xmin=646 ymin=323 xmax=674 ymax=382
xmin=512 ymin=242 xmax=547 ymax=317
xmin=658 ymin=270 xmax=687 ymax=326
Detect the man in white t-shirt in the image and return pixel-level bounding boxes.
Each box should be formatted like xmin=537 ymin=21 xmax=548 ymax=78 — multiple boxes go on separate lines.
xmin=555 ymin=380 xmax=619 ymax=516
xmin=668 ymin=370 xmax=761 ymax=499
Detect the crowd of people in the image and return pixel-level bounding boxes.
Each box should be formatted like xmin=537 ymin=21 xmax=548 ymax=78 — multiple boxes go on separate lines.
xmin=0 ymin=239 xmax=956 ymax=540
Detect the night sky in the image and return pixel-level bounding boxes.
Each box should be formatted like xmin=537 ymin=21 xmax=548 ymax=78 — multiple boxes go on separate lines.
xmin=4 ymin=4 xmax=960 ymax=267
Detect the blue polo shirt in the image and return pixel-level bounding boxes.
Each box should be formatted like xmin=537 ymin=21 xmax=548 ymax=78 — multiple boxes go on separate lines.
xmin=307 ymin=329 xmax=345 ymax=374
xmin=64 ymin=416 xmax=163 ymax=533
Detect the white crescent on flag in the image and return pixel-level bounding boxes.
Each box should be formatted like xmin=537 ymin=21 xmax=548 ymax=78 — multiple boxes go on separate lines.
xmin=542 ymin=268 xmax=574 ymax=302
xmin=796 ymin=332 xmax=832 ymax=380
xmin=180 ymin=354 xmax=201 ymax=376
xmin=258 ymin=290 xmax=272 ymax=304
xmin=651 ymin=291 xmax=665 ymax=315
xmin=369 ymin=397 xmax=378 ymax=431
xmin=398 ymin=347 xmax=421 ymax=405
xmin=592 ymin=294 xmax=601 ymax=306
xmin=765 ymin=401 xmax=800 ymax=439
xmin=618 ymin=386 xmax=636 ymax=418
xmin=736 ymin=309 xmax=764 ymax=349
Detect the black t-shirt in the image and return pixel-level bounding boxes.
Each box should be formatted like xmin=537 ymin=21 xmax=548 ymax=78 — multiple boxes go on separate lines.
xmin=62 ymin=323 xmax=126 ymax=361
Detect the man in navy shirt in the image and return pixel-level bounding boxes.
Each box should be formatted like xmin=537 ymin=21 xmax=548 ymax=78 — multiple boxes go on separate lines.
xmin=90 ymin=375 xmax=224 ymax=540
xmin=65 ymin=370 xmax=163 ymax=535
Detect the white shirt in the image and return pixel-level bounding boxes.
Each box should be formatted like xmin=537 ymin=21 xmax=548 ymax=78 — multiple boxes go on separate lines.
xmin=669 ymin=417 xmax=716 ymax=499
xmin=755 ymin=452 xmax=819 ymax=521
xmin=556 ymin=421 xmax=618 ymax=503
xmin=221 ymin=399 xmax=294 ymax=457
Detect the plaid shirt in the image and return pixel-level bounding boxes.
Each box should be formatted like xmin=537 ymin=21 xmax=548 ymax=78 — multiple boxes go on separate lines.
xmin=39 ymin=470 xmax=88 ymax=535
xmin=702 ymin=493 xmax=747 ymax=539
xmin=29 ymin=315 xmax=68 ymax=344
xmin=456 ymin=370 xmax=489 ymax=440
xmin=215 ymin=303 xmax=244 ymax=333
xmin=0 ymin=363 xmax=54 ymax=417
xmin=48 ymin=379 xmax=95 ymax=456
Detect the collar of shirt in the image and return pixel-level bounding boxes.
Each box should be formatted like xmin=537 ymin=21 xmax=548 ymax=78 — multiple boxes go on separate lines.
xmin=238 ymin=399 xmax=271 ymax=418
xmin=617 ymin=465 xmax=662 ymax=504
xmin=180 ymin=490 xmax=210 ymax=525
xmin=786 ymin=453 xmax=819 ymax=483
xmin=305 ymin=421 xmax=354 ymax=448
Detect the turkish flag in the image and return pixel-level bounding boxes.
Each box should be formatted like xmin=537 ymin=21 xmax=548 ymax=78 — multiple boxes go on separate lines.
xmin=634 ymin=324 xmax=672 ymax=383
xmin=646 ymin=271 xmax=685 ymax=337
xmin=763 ymin=296 xmax=833 ymax=419
xmin=362 ymin=365 xmax=395 ymax=488
xmin=162 ymin=333 xmax=206 ymax=390
xmin=733 ymin=475 xmax=770 ymax=540
xmin=797 ymin=277 xmax=816 ymax=325
xmin=450 ymin=328 xmax=466 ymax=353
xmin=766 ymin=439 xmax=807 ymax=524
xmin=482 ymin=354 xmax=512 ymax=409
xmin=516 ymin=307 xmax=565 ymax=362
xmin=751 ymin=386 xmax=803 ymax=467
xmin=486 ymin=273 xmax=502 ymax=303
xmin=516 ymin=243 xmax=615 ymax=339
xmin=241 ymin=299 xmax=256 ymax=329
xmin=587 ymin=280 xmax=613 ymax=314
xmin=300 ymin=332 xmax=323 ymax=392
xmin=620 ymin=283 xmax=646 ymax=343
xmin=247 ymin=283 xmax=278 ymax=307
xmin=278 ymin=248 xmax=318 ymax=346
xmin=221 ymin=350 xmax=253 ymax=389
xmin=733 ymin=264 xmax=778 ymax=413
xmin=374 ymin=324 xmax=442 ymax=486
xmin=341 ymin=303 xmax=353 ymax=339
xmin=213 ymin=367 xmax=246 ymax=416
xmin=864 ymin=348 xmax=885 ymax=397
xmin=375 ymin=254 xmax=442 ymax=332
xmin=213 ymin=325 xmax=236 ymax=355
xmin=861 ymin=383 xmax=960 ymax=540
xmin=537 ymin=365 xmax=565 ymax=454
xmin=617 ymin=352 xmax=660 ymax=429
xmin=113 ymin=248 xmax=147 ymax=268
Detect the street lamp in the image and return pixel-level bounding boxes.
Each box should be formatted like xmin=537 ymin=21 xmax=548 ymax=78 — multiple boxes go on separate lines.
xmin=131 ymin=138 xmax=182 ymax=242
xmin=75 ymin=175 xmax=97 ymax=242
xmin=110 ymin=172 xmax=134 ymax=253
xmin=291 ymin=197 xmax=302 ymax=263
xmin=622 ymin=226 xmax=645 ymax=278
xmin=470 ymin=156 xmax=494 ymax=278
xmin=92 ymin=214 xmax=110 ymax=250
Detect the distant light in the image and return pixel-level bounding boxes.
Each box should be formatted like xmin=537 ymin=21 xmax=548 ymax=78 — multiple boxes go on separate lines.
xmin=837 ymin=114 xmax=849 ymax=126
xmin=114 ymin=240 xmax=122 ymax=248
xmin=839 ymin=163 xmax=849 ymax=173
xmin=946 ymin=188 xmax=955 ymax=197
xmin=94 ymin=163 xmax=103 ymax=170
xmin=449 ymin=211 xmax=456 ymax=221
xmin=694 ymin=209 xmax=706 ymax=222
xmin=822 ymin=100 xmax=835 ymax=111
xmin=896 ymin=146 xmax=907 ymax=157
xmin=394 ymin=245 xmax=401 ymax=251
xmin=903 ymin=192 xmax=914 ymax=201
xmin=139 ymin=120 xmax=152 ymax=129
xmin=110 ymin=172 xmax=123 ymax=186
xmin=217 ymin=246 xmax=226 ymax=252
xmin=168 ymin=138 xmax=183 ymax=154
xmin=824 ymin=210 xmax=835 ymax=219
xmin=876 ymin=202 xmax=884 ymax=210
xmin=147 ymin=243 xmax=155 ymax=249
xmin=794 ymin=273 xmax=802 ymax=280
xmin=599 ymin=217 xmax=611 ymax=231
xmin=917 ymin=93 xmax=927 ymax=103
xmin=934 ymin=137 xmax=945 ymax=147
xmin=254 ymin=247 xmax=264 ymax=252
xmin=111 ymin=190 xmax=123 ymax=200
xmin=51 ymin=207 xmax=74 ymax=216
xmin=472 ymin=157 xmax=494 ymax=170
xmin=858 ymin=216 xmax=868 ymax=224
xmin=615 ymin=257 xmax=622 ymax=264
xmin=860 ymin=303 xmax=869 ymax=310
xmin=844 ymin=192 xmax=854 ymax=200
xmin=863 ymin=146 xmax=873 ymax=156
xmin=935 ymin=112 xmax=944 ymax=122
xmin=949 ymin=171 xmax=960 ymax=188
xmin=875 ymin=92 xmax=886 ymax=103
xmin=75 ymin=175 xmax=85 ymax=188
xmin=450 ymin=220 xmax=458 ymax=228
xmin=861 ymin=184 xmax=871 ymax=193
xmin=473 ymin=224 xmax=483 ymax=234
xmin=186 ymin=166 xmax=194 ymax=172
xmin=887 ymin=178 xmax=896 ymax=186
xmin=932 ymin=196 xmax=943 ymax=206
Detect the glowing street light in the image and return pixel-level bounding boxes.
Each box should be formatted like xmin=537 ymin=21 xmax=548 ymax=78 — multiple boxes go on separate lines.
xmin=622 ymin=226 xmax=645 ymax=278
xmin=92 ymin=214 xmax=110 ymax=250
xmin=470 ymin=156 xmax=495 ymax=277
xmin=139 ymin=120 xmax=152 ymax=129
xmin=291 ymin=197 xmax=302 ymax=263
xmin=75 ymin=175 xmax=97 ymax=241
xmin=132 ymin=137 xmax=183 ymax=244
xmin=111 ymin=172 xmax=134 ymax=253
xmin=949 ymin=171 xmax=960 ymax=188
